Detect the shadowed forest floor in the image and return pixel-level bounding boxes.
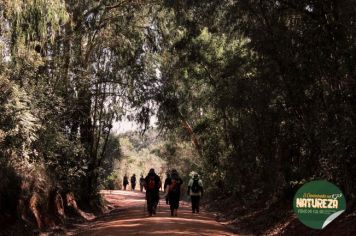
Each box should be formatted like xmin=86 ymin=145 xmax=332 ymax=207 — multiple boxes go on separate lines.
xmin=66 ymin=190 xmax=236 ymax=236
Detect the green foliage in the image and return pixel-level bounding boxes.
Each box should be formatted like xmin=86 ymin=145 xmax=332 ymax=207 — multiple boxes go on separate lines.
xmin=0 ymin=76 xmax=38 ymax=160
xmin=0 ymin=0 xmax=163 ymax=221
xmin=154 ymin=0 xmax=356 ymax=206
xmin=115 ymin=130 xmax=167 ymax=185
xmin=99 ymin=135 xmax=122 ymax=189
xmin=112 ymin=129 xmax=199 ymax=190
xmin=4 ymin=0 xmax=68 ymax=43
xmin=1 ymin=0 xmax=355 ymax=229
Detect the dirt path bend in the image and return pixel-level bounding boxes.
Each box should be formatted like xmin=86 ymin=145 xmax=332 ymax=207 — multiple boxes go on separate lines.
xmin=68 ymin=190 xmax=236 ymax=236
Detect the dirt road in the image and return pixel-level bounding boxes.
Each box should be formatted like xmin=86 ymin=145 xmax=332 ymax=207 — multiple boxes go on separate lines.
xmin=68 ymin=190 xmax=236 ymax=236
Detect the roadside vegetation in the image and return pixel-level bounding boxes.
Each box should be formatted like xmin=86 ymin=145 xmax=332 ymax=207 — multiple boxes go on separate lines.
xmin=1 ymin=0 xmax=355 ymax=235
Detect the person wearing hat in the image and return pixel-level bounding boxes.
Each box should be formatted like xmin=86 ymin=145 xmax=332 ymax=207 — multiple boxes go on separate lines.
xmin=187 ymin=173 xmax=204 ymax=213
xmin=144 ymin=168 xmax=161 ymax=216
xmin=167 ymin=169 xmax=183 ymax=216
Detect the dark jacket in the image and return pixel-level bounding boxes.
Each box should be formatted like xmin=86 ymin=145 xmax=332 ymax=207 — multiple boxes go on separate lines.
xmin=140 ymin=177 xmax=145 ymax=185
xmin=144 ymin=173 xmax=161 ymax=193
xmin=164 ymin=176 xmax=171 ymax=191
xmin=131 ymin=175 xmax=136 ymax=184
xmin=167 ymin=174 xmax=183 ymax=196
xmin=123 ymin=176 xmax=129 ymax=185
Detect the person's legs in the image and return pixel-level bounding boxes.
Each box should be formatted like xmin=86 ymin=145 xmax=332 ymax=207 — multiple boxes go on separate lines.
xmin=147 ymin=193 xmax=154 ymax=216
xmin=191 ymin=196 xmax=197 ymax=213
xmin=152 ymin=193 xmax=159 ymax=215
xmin=196 ymin=196 xmax=200 ymax=213
xmin=165 ymin=194 xmax=169 ymax=205
xmin=169 ymin=201 xmax=174 ymax=216
xmin=172 ymin=201 xmax=177 ymax=216
xmin=168 ymin=194 xmax=175 ymax=216
xmin=148 ymin=200 xmax=153 ymax=216
xmin=153 ymin=201 xmax=157 ymax=214
xmin=175 ymin=195 xmax=180 ymax=216
xmin=170 ymin=206 xmax=174 ymax=216
xmin=169 ymin=194 xmax=179 ymax=216
xmin=191 ymin=196 xmax=194 ymax=212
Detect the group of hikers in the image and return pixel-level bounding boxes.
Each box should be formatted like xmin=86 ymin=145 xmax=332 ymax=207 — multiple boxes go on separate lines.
xmin=123 ymin=173 xmax=146 ymax=191
xmin=123 ymin=168 xmax=204 ymax=217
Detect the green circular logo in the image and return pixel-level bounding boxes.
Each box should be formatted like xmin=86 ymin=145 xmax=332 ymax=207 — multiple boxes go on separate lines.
xmin=293 ymin=180 xmax=346 ymax=229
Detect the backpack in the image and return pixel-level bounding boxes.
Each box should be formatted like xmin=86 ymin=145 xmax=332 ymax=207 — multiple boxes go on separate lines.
xmin=191 ymin=179 xmax=200 ymax=193
xmin=169 ymin=178 xmax=179 ymax=193
xmin=148 ymin=176 xmax=156 ymax=190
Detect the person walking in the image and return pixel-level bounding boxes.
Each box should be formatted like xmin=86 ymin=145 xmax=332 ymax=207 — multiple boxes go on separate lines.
xmin=187 ymin=173 xmax=204 ymax=213
xmin=163 ymin=171 xmax=171 ymax=205
xmin=123 ymin=174 xmax=129 ymax=190
xmin=167 ymin=169 xmax=183 ymax=216
xmin=131 ymin=174 xmax=137 ymax=191
xmin=139 ymin=174 xmax=145 ymax=192
xmin=144 ymin=168 xmax=161 ymax=216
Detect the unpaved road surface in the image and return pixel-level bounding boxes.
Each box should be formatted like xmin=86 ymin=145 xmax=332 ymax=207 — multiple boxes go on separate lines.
xmin=67 ymin=190 xmax=236 ymax=236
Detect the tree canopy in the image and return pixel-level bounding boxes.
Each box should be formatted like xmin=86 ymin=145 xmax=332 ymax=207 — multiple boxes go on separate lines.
xmin=0 ymin=0 xmax=355 ymax=233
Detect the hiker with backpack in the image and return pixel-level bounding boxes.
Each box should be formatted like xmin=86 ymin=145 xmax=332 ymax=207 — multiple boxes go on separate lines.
xmin=131 ymin=174 xmax=137 ymax=191
xmin=139 ymin=174 xmax=145 ymax=192
xmin=187 ymin=173 xmax=204 ymax=213
xmin=163 ymin=171 xmax=171 ymax=205
xmin=167 ymin=169 xmax=183 ymax=216
xmin=123 ymin=174 xmax=129 ymax=190
xmin=144 ymin=168 xmax=161 ymax=216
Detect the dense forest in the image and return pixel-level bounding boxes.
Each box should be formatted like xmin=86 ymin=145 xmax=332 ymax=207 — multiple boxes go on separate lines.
xmin=0 ymin=0 xmax=355 ymax=234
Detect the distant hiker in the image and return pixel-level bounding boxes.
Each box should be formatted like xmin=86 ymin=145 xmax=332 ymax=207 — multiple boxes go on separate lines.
xmin=187 ymin=173 xmax=204 ymax=213
xmin=131 ymin=174 xmax=137 ymax=191
xmin=164 ymin=171 xmax=171 ymax=205
xmin=167 ymin=169 xmax=183 ymax=216
xmin=139 ymin=174 xmax=145 ymax=192
xmin=144 ymin=168 xmax=161 ymax=216
xmin=123 ymin=174 xmax=129 ymax=190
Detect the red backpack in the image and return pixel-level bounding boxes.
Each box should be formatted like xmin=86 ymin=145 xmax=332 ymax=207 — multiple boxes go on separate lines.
xmin=169 ymin=178 xmax=178 ymax=193
xmin=148 ymin=176 xmax=156 ymax=190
